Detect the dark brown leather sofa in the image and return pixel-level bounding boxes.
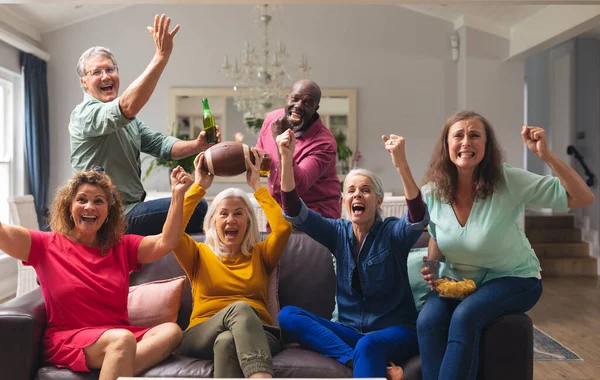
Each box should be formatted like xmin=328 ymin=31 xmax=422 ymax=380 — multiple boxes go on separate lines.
xmin=0 ymin=231 xmax=533 ymax=380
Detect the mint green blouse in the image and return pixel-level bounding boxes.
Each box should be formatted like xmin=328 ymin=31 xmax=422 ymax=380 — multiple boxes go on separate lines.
xmin=423 ymin=164 xmax=568 ymax=282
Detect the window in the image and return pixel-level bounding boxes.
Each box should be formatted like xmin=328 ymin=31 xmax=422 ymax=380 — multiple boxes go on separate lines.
xmin=0 ymin=67 xmax=24 ymax=227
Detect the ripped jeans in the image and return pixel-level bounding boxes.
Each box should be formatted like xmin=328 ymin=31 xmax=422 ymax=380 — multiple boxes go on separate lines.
xmin=180 ymin=301 xmax=281 ymax=377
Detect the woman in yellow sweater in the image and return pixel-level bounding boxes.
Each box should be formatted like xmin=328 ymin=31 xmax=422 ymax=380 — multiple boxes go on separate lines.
xmin=172 ymin=148 xmax=292 ymax=378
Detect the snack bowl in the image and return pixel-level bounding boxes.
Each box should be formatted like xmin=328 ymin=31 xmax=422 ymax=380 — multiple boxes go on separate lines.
xmin=423 ymin=260 xmax=489 ymax=300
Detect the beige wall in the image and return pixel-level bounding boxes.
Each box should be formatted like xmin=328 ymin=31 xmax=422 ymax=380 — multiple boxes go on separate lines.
xmin=41 ymin=4 xmax=524 ymax=199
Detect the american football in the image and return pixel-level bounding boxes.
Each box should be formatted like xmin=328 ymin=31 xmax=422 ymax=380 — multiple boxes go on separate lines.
xmin=201 ymin=142 xmax=271 ymax=177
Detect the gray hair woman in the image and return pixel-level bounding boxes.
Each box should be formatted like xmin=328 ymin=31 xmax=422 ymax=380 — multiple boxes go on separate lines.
xmin=171 ymin=149 xmax=292 ymax=378
xmin=276 ymin=129 xmax=429 ymax=380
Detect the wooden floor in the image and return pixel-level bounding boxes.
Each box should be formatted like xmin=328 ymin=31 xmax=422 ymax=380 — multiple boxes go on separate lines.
xmin=528 ymin=276 xmax=600 ymax=380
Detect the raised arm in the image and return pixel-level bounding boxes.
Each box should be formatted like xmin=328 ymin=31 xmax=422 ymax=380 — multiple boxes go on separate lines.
xmin=382 ymin=134 xmax=426 ymax=223
xmin=119 ymin=14 xmax=180 ymax=119
xmin=0 ymin=222 xmax=32 ymax=262
xmin=136 ymin=166 xmax=192 ymax=263
xmin=246 ymin=147 xmax=292 ymax=268
xmin=278 ymin=129 xmax=296 ymax=194
xmin=522 ymin=126 xmax=595 ymax=208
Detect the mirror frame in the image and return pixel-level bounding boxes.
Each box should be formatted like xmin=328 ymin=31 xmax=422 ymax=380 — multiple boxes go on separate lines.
xmin=168 ymin=87 xmax=357 ymax=183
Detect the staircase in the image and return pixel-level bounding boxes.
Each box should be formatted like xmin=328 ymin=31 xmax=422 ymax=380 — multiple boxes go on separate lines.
xmin=525 ymin=214 xmax=597 ymax=276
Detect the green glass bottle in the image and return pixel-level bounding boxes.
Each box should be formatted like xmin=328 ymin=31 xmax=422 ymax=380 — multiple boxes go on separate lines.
xmin=202 ymin=98 xmax=218 ymax=145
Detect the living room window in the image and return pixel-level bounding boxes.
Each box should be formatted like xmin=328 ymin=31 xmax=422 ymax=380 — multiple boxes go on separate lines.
xmin=0 ymin=67 xmax=25 ymax=248
xmin=0 ymin=76 xmax=13 ymax=229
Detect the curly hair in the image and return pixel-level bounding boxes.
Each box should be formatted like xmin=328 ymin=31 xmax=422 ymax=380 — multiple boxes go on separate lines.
xmin=423 ymin=110 xmax=504 ymax=204
xmin=48 ymin=168 xmax=126 ymax=254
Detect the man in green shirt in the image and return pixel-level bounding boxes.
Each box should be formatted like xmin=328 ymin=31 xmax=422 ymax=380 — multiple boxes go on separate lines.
xmin=69 ymin=14 xmax=216 ymax=235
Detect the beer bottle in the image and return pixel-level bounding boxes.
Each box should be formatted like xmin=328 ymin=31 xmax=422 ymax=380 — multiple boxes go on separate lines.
xmin=202 ymin=98 xmax=218 ymax=145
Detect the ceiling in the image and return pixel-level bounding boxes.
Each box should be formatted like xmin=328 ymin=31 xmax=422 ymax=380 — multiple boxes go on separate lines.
xmin=2 ymin=1 xmax=600 ymax=54
xmin=0 ymin=3 xmax=548 ymax=40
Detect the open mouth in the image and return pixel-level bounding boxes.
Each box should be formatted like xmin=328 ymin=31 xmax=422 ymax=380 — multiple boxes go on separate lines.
xmin=287 ymin=110 xmax=304 ymax=125
xmin=81 ymin=215 xmax=98 ymax=223
xmin=224 ymin=228 xmax=239 ymax=238
xmin=100 ymin=84 xmax=114 ymax=92
xmin=458 ymin=151 xmax=475 ymax=159
xmin=351 ymin=204 xmax=366 ymax=216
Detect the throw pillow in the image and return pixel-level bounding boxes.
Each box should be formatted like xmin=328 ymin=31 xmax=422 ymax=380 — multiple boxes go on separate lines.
xmin=408 ymin=247 xmax=431 ymax=312
xmin=128 ymin=276 xmax=186 ymax=327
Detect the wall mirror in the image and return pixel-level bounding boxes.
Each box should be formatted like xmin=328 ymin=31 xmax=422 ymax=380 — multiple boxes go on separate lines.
xmin=168 ymin=87 xmax=357 ymax=182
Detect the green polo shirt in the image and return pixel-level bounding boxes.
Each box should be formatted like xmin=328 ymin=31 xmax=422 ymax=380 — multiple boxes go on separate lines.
xmin=423 ymin=163 xmax=568 ymax=282
xmin=69 ymin=93 xmax=177 ymax=213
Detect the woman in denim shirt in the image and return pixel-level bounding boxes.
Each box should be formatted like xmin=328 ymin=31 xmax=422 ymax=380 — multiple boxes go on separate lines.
xmin=276 ymin=129 xmax=428 ymax=379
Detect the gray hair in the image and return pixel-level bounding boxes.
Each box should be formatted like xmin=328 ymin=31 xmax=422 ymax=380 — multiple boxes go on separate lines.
xmin=203 ymin=188 xmax=259 ymax=258
xmin=343 ymin=168 xmax=385 ymax=218
xmin=76 ymin=46 xmax=117 ymax=78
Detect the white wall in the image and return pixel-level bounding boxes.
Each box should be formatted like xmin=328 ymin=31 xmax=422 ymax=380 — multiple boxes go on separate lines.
xmin=0 ymin=39 xmax=19 ymax=74
xmin=458 ymin=26 xmax=525 ymax=169
xmin=41 ymin=4 xmax=457 ymax=198
xmin=41 ymin=4 xmax=528 ymax=200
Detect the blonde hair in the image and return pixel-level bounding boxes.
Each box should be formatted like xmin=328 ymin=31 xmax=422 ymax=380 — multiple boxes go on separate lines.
xmin=48 ymin=168 xmax=125 ymax=254
xmin=203 ymin=188 xmax=259 ymax=257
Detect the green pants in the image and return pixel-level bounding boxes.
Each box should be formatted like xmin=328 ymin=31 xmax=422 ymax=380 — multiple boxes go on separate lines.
xmin=180 ymin=301 xmax=282 ymax=378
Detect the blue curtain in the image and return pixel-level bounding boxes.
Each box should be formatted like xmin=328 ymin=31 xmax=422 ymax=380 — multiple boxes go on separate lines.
xmin=20 ymin=53 xmax=50 ymax=229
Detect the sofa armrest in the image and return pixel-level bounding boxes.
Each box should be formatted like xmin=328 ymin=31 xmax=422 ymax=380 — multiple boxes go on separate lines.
xmin=478 ymin=313 xmax=533 ymax=380
xmin=0 ymin=288 xmax=46 ymax=380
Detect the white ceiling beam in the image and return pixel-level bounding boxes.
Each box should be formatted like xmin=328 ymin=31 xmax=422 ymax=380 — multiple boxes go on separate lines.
xmin=454 ymin=14 xmax=511 ymax=40
xmin=0 ymin=5 xmax=41 ymax=43
xmin=0 ymin=24 xmax=50 ymax=62
xmin=508 ymin=5 xmax=600 ymax=60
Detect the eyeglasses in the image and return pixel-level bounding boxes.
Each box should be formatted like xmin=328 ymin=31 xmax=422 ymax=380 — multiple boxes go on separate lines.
xmin=91 ymin=167 xmax=105 ymax=173
xmin=85 ymin=66 xmax=118 ymax=78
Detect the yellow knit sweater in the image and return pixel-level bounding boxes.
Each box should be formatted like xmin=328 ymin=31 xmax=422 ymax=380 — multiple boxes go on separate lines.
xmin=172 ymin=184 xmax=292 ymax=328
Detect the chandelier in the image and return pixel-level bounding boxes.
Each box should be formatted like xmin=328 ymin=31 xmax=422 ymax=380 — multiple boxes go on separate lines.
xmin=221 ymin=4 xmax=311 ymax=132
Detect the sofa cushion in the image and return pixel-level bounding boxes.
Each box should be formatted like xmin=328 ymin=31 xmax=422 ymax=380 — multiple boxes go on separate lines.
xmin=278 ymin=233 xmax=336 ymax=320
xmin=408 ymin=247 xmax=431 ymax=312
xmin=128 ymin=276 xmax=186 ymax=327
xmin=273 ymin=346 xmax=351 ymax=378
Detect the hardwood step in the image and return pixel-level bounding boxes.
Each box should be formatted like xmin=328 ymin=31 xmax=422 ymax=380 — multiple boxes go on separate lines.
xmin=539 ymin=257 xmax=597 ymax=276
xmin=525 ymin=228 xmax=582 ymax=244
xmin=525 ymin=215 xmax=575 ymax=229
xmin=532 ymin=242 xmax=590 ymax=258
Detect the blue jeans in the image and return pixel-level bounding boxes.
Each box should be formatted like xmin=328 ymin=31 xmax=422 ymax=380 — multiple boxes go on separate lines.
xmin=278 ymin=305 xmax=418 ymax=378
xmin=417 ymin=276 xmax=542 ymax=380
xmin=126 ymin=197 xmax=208 ymax=236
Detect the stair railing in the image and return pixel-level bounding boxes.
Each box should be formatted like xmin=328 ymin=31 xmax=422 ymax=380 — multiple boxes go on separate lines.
xmin=567 ymin=145 xmax=595 ymax=187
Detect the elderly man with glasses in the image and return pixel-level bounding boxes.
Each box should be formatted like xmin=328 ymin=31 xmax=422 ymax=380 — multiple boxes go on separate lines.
xmin=69 ymin=14 xmax=217 ymax=236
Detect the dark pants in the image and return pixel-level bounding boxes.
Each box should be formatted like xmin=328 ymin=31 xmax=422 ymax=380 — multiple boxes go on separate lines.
xmin=278 ymin=305 xmax=418 ymax=378
xmin=417 ymin=276 xmax=542 ymax=380
xmin=126 ymin=197 xmax=207 ymax=236
xmin=180 ymin=301 xmax=281 ymax=378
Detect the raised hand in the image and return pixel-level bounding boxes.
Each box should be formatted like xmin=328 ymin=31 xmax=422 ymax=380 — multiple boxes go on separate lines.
xmin=382 ymin=134 xmax=407 ymax=168
xmin=170 ymin=166 xmax=193 ymax=196
xmin=521 ymin=126 xmax=549 ymax=160
xmin=276 ymin=129 xmax=296 ymax=159
xmin=147 ymin=14 xmax=180 ymax=58
xmin=271 ymin=115 xmax=292 ymax=141
xmin=195 ymin=125 xmax=221 ymax=151
xmin=245 ymin=148 xmax=264 ymax=191
xmin=193 ymin=152 xmax=214 ymax=190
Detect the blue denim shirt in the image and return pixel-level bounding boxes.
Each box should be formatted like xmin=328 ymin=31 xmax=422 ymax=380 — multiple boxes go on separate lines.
xmin=285 ymin=201 xmax=429 ymax=333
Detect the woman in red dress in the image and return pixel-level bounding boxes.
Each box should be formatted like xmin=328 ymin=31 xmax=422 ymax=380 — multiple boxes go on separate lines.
xmin=0 ymin=166 xmax=192 ymax=380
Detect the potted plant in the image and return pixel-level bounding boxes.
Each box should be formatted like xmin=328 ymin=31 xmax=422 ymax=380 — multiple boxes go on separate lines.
xmin=334 ymin=130 xmax=353 ymax=174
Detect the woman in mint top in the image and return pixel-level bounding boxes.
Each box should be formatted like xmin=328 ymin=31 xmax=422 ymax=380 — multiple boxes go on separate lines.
xmin=418 ymin=110 xmax=595 ymax=380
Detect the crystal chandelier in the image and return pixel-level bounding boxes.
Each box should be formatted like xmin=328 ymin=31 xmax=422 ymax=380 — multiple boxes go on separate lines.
xmin=221 ymin=4 xmax=311 ymax=132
